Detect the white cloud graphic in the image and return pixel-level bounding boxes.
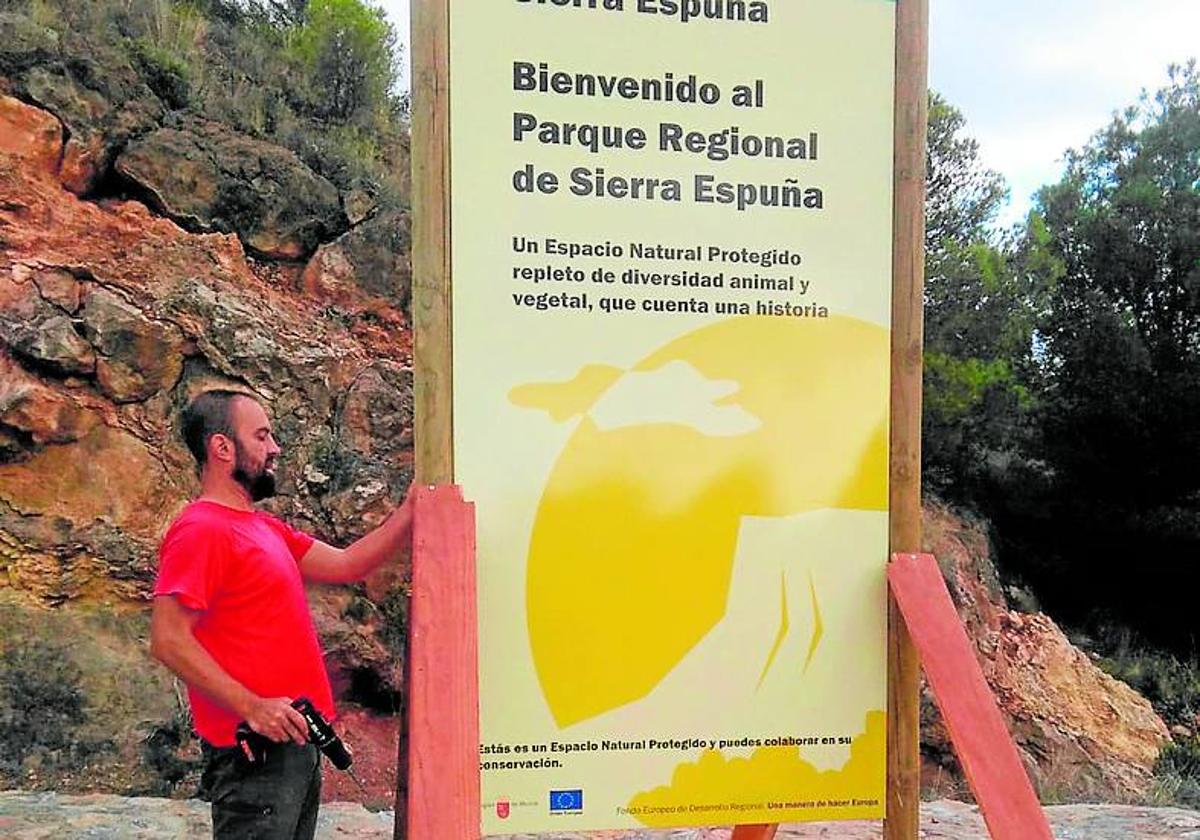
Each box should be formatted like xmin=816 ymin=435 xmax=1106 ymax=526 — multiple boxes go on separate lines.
xmin=588 ymin=361 xmax=761 ymax=437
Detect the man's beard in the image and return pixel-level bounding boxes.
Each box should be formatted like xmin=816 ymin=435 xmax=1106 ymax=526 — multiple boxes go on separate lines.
xmin=232 ymin=444 xmax=277 ymax=502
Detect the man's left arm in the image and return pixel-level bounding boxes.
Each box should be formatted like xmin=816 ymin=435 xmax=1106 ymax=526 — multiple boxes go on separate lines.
xmin=299 ymin=491 xmax=414 ymax=584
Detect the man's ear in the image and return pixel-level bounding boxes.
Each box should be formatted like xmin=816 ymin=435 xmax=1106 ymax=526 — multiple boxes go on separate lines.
xmin=209 ymin=433 xmax=236 ymax=465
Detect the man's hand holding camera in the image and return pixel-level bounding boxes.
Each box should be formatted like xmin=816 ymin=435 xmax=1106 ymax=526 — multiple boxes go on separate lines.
xmin=241 ymin=695 xmax=309 ymax=745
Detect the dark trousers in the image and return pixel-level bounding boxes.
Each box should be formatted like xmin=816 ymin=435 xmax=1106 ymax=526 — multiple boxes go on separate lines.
xmin=200 ymin=741 xmax=322 ymax=840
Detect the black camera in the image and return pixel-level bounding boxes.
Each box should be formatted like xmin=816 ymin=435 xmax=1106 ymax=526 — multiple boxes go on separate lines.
xmin=291 ymin=696 xmax=353 ymax=770
xmin=235 ymin=697 xmax=353 ymax=771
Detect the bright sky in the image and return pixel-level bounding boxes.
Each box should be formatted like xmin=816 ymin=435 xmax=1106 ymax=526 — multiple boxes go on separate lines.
xmin=931 ymin=1 xmax=1200 ymax=226
xmin=378 ymin=0 xmax=1200 ymax=227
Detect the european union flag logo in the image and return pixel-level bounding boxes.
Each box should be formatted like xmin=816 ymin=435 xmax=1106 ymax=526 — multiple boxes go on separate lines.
xmin=549 ymin=789 xmax=583 ymax=813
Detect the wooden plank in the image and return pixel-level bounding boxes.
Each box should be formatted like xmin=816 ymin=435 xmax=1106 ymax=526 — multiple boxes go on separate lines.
xmin=884 ymin=0 xmax=929 ymax=838
xmin=411 ymin=0 xmax=454 ymax=487
xmin=405 ymin=485 xmax=480 ymax=840
xmin=731 ymin=825 xmax=779 ymax=840
xmin=401 ymin=2 xmax=454 ymax=837
xmin=889 ymin=554 xmax=1053 ymax=840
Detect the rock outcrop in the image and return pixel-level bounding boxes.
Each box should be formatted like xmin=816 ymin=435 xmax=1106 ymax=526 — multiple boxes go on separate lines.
xmin=116 ymin=117 xmax=349 ymax=260
xmin=0 ymin=12 xmax=164 ymax=195
xmin=303 ymin=208 xmax=412 ymax=311
xmin=922 ymin=500 xmax=1171 ymax=801
xmin=0 ymin=89 xmax=411 ymax=797
xmin=0 ymin=10 xmax=398 ymax=274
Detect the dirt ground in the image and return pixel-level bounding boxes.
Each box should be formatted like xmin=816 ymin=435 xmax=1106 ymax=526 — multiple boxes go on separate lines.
xmin=1 ymin=792 xmax=1199 ymax=839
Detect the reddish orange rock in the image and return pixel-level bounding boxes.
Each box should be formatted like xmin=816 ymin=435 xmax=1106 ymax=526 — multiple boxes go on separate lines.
xmin=0 ymin=95 xmax=415 ymax=802
xmin=922 ymin=501 xmax=1170 ymax=801
xmin=0 ymin=94 xmax=62 ymax=178
xmin=0 ymin=353 xmax=100 ymax=446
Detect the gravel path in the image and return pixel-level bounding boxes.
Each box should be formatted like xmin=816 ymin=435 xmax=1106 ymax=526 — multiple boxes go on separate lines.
xmin=1 ymin=792 xmax=1198 ymax=839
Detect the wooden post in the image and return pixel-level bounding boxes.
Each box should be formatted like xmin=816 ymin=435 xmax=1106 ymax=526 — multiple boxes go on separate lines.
xmin=400 ymin=1 xmax=454 ymax=838
xmin=404 ymin=486 xmax=480 ymax=840
xmin=885 ymin=0 xmax=929 ymax=838
xmin=411 ymin=0 xmax=454 ymax=487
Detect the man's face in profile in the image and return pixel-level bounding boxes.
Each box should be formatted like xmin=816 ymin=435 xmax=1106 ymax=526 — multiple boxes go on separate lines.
xmin=228 ymin=397 xmax=281 ymax=502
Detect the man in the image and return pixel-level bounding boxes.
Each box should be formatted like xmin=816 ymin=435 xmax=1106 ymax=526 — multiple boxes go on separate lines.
xmin=150 ymin=389 xmax=413 ymax=839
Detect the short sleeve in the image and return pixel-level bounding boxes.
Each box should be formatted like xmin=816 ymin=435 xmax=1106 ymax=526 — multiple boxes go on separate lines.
xmin=261 ymin=515 xmax=316 ymax=563
xmin=154 ymin=517 xmax=229 ymax=611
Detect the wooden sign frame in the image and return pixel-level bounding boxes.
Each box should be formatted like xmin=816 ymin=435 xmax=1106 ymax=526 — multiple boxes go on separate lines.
xmin=404 ymin=1 xmax=928 ymax=837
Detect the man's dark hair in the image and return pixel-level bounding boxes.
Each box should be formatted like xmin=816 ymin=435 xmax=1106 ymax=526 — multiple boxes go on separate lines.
xmin=181 ymin=389 xmax=250 ymax=466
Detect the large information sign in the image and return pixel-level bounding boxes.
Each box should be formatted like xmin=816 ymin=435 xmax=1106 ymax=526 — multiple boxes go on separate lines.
xmin=449 ymin=1 xmax=896 ymax=834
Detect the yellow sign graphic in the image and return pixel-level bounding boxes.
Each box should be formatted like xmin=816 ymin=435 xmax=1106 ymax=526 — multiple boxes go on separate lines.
xmin=515 ymin=316 xmax=887 ymax=727
xmin=627 ymin=711 xmax=887 ymax=827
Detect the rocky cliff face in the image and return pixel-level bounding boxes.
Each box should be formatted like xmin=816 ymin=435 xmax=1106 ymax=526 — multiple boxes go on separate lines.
xmin=0 ymin=81 xmax=412 ymax=803
xmin=0 ymin=42 xmax=1171 ymax=808
xmin=922 ymin=500 xmax=1170 ymax=801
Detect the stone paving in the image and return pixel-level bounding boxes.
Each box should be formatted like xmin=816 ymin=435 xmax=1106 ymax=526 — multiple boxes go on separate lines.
xmin=1 ymin=792 xmax=1199 ymax=839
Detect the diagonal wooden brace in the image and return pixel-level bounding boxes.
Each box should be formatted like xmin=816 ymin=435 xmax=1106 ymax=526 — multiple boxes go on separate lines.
xmin=888 ymin=553 xmax=1053 ymax=840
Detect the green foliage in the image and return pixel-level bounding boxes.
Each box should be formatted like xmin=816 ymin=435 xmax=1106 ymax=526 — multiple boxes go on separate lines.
xmin=922 ymin=69 xmax=1200 ymax=656
xmin=1155 ymin=739 xmax=1200 ymax=808
xmin=129 ymin=37 xmax=192 ymax=107
xmin=925 ymin=354 xmax=1027 ymax=424
xmin=1036 ymin=62 xmax=1200 ymax=507
xmin=0 ymin=633 xmax=87 ymax=777
xmin=281 ymin=120 xmax=401 ymax=197
xmin=1097 ymin=628 xmax=1200 ymax=726
xmin=989 ymin=63 xmax=1200 ymax=646
xmin=922 ymin=363 xmax=1036 ymax=496
xmin=287 ymin=0 xmax=397 ymax=127
xmin=23 ymin=0 xmax=61 ymax=27
xmin=920 ymin=94 xmax=1042 ymax=497
xmin=1094 ymin=627 xmax=1200 ymax=808
xmin=925 ymin=92 xmax=1009 ymax=258
xmin=214 ymin=0 xmax=408 ymax=197
xmin=142 ymin=0 xmax=209 ymax=57
xmin=124 ymin=0 xmax=207 ymax=110
xmin=12 ymin=0 xmax=410 ymax=206
xmin=0 ymin=595 xmax=179 ymax=793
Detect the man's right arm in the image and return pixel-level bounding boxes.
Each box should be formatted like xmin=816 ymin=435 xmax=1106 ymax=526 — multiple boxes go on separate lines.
xmin=149 ymin=595 xmax=308 ymax=744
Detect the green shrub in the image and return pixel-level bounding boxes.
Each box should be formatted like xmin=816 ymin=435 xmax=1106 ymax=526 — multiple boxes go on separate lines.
xmin=25 ymin=0 xmax=61 ymax=27
xmin=287 ymin=0 xmax=397 ymax=127
xmin=129 ymin=37 xmax=192 ymax=107
xmin=378 ymin=586 xmax=408 ymax=658
xmin=0 ymin=634 xmax=88 ymax=777
xmin=141 ymin=0 xmax=207 ymax=56
xmin=140 ymin=696 xmax=199 ymax=794
xmin=1154 ymin=738 xmax=1200 ymax=808
xmin=922 ymin=349 xmax=1034 ymax=494
xmin=1087 ymin=626 xmax=1200 ymax=808
xmin=7 ymin=0 xmax=410 ymax=210
xmin=1096 ymin=630 xmax=1200 ymax=727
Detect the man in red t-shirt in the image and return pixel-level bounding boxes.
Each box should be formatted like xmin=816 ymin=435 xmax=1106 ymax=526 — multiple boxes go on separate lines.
xmin=151 ymin=389 xmax=413 ymax=839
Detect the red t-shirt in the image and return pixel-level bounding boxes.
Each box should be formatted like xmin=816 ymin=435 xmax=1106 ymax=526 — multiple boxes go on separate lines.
xmin=154 ymin=499 xmax=335 ymax=746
